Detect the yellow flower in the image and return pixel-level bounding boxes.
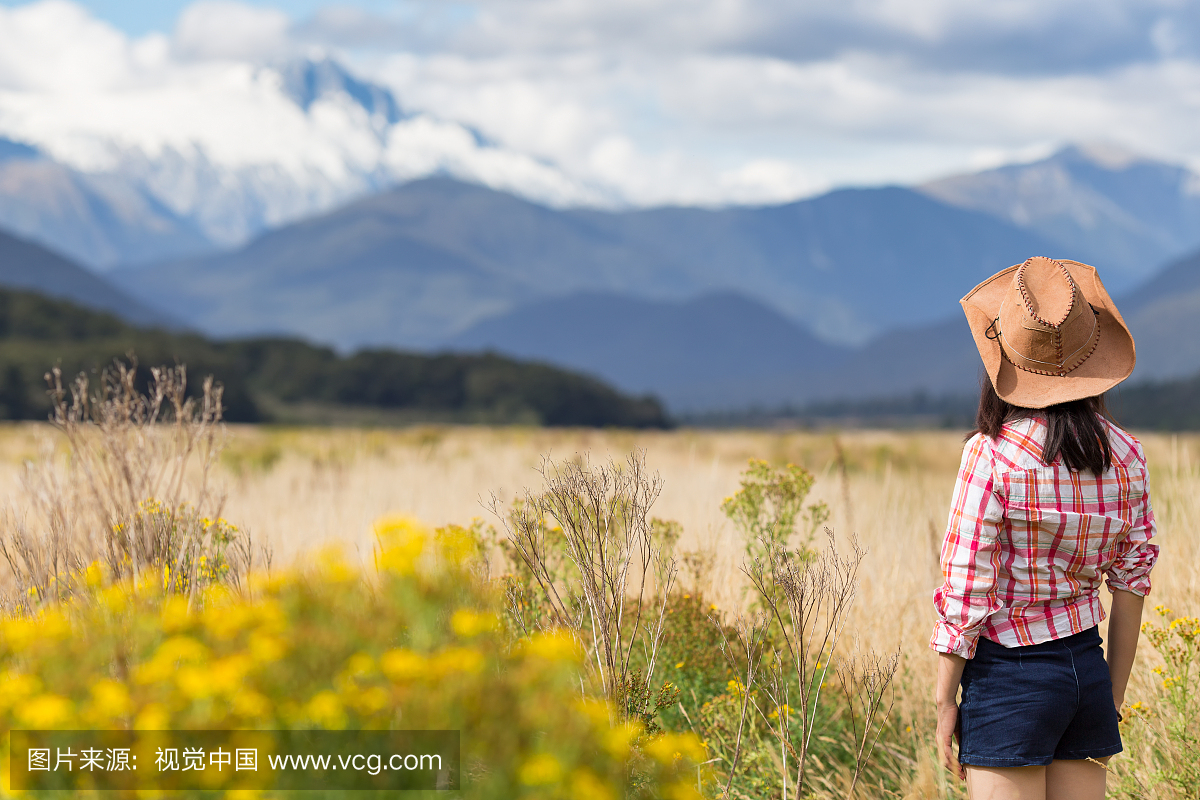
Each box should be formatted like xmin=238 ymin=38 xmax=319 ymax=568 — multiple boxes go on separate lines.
xmin=204 ymin=603 xmax=257 ymax=641
xmin=435 ymin=524 xmax=478 ymax=564
xmin=519 ymin=753 xmax=563 ymax=786
xmin=232 ymin=691 xmax=272 ymax=721
xmin=575 ymin=697 xmax=612 ymax=726
xmin=343 ymin=652 xmax=376 ymax=677
xmin=209 ymin=654 xmax=253 ymax=694
xmin=160 ymin=595 xmax=191 ymax=632
xmin=602 ymin=721 xmax=641 ymax=760
xmin=380 ymin=648 xmax=428 ymax=682
xmin=134 ymin=702 xmax=170 ymax=730
xmin=0 ymin=617 xmax=40 ymax=653
xmin=373 ymin=516 xmax=427 ymax=575
xmin=664 ymin=781 xmax=705 ymax=800
xmin=346 ymin=685 xmax=391 ymax=716
xmin=247 ymin=632 xmax=286 ymax=664
xmin=524 ymin=632 xmax=582 ymax=662
xmin=86 ymin=679 xmax=132 ymax=721
xmin=570 ymin=768 xmax=615 ymax=800
xmin=430 ymin=647 xmax=484 ymax=676
xmin=644 ymin=732 xmax=706 ymax=765
xmin=450 ymin=609 xmax=498 ymax=638
xmin=176 ymin=665 xmax=215 ymax=700
xmin=768 ymin=704 xmax=792 ymax=720
xmin=101 ymin=584 xmax=129 ymax=613
xmin=305 ymin=691 xmax=346 ymax=729
xmin=317 ymin=545 xmax=356 ymax=582
xmin=135 ymin=636 xmax=209 ymax=684
xmin=18 ymin=693 xmax=74 ymax=728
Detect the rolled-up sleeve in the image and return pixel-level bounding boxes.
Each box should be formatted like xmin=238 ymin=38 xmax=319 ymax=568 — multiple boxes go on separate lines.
xmin=930 ymin=434 xmax=1005 ymax=658
xmin=1105 ymin=444 xmax=1159 ymax=596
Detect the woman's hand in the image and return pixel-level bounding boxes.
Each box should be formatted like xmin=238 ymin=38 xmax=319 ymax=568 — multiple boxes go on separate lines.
xmin=935 ymin=652 xmax=968 ymax=781
xmin=1107 ymin=589 xmax=1144 ymax=724
xmin=936 ymin=701 xmax=965 ymax=780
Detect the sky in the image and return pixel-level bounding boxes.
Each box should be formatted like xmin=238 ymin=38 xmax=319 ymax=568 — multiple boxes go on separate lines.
xmin=3 ymin=0 xmax=1200 ymax=207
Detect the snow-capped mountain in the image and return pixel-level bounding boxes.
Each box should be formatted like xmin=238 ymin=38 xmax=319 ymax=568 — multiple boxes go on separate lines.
xmin=0 ymin=56 xmax=601 ymax=268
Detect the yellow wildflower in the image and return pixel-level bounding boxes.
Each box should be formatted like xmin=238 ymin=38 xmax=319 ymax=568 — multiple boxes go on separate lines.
xmin=644 ymin=732 xmax=706 ymax=765
xmin=450 ymin=608 xmax=498 ymax=638
xmin=570 ymin=768 xmax=615 ymax=800
xmin=18 ymin=693 xmax=74 ymax=728
xmin=305 ymin=691 xmax=346 ymax=729
xmin=523 ymin=631 xmax=582 ymax=662
xmin=602 ymin=721 xmax=641 ymax=760
xmin=373 ymin=516 xmax=427 ymax=575
xmin=519 ymin=753 xmax=563 ymax=786
xmin=380 ymin=648 xmax=427 ymax=682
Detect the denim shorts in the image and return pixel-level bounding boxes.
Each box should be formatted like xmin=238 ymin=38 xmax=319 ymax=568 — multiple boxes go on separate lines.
xmin=958 ymin=627 xmax=1122 ymax=767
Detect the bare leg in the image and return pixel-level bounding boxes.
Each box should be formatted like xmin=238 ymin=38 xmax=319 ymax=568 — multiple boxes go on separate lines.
xmin=965 ymin=765 xmax=1047 ymax=800
xmin=1045 ymin=757 xmax=1108 ymax=800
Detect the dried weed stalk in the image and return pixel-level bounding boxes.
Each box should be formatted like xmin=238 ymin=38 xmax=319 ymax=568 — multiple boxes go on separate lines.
xmin=836 ymin=649 xmax=901 ymax=798
xmin=713 ymin=612 xmax=770 ymax=798
xmin=489 ymin=449 xmax=679 ymax=724
xmin=745 ymin=529 xmax=897 ymax=798
xmin=0 ymin=357 xmax=258 ymax=609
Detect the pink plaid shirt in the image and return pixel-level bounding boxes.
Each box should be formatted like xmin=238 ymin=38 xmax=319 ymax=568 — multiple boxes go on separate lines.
xmin=930 ymin=415 xmax=1158 ymax=658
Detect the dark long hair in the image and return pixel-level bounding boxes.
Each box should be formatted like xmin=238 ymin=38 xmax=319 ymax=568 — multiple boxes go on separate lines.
xmin=972 ymin=376 xmax=1116 ymax=473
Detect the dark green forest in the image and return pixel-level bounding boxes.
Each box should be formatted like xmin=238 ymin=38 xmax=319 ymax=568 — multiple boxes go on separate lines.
xmin=0 ymin=289 xmax=668 ymax=427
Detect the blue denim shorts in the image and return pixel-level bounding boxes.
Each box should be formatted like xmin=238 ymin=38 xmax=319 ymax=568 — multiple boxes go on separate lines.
xmin=958 ymin=627 xmax=1122 ymax=767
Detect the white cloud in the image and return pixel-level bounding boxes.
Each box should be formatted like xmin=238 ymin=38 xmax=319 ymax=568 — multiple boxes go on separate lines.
xmin=172 ymin=1 xmax=291 ymax=61
xmin=5 ymin=0 xmax=1200 ymax=226
xmin=0 ymin=1 xmax=132 ymax=91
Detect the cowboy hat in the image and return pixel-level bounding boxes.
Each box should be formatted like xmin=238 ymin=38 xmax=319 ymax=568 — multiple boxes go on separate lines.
xmin=961 ymin=256 xmax=1135 ymax=409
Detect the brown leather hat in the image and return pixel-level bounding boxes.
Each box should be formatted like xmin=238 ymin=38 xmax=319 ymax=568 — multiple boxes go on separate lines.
xmin=961 ymin=256 xmax=1135 ymax=409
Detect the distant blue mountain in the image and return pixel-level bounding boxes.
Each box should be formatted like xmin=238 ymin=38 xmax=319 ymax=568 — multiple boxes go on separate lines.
xmin=0 ymin=137 xmax=39 ymax=161
xmin=921 ymin=145 xmax=1200 ymax=292
xmin=0 ymin=137 xmax=211 ymax=269
xmin=114 ymin=176 xmax=1058 ymax=352
xmin=449 ymin=291 xmax=853 ymax=410
xmin=447 ymin=291 xmax=986 ymax=411
xmin=0 ymin=229 xmax=171 ymax=327
xmin=448 ymin=256 xmax=1200 ymax=412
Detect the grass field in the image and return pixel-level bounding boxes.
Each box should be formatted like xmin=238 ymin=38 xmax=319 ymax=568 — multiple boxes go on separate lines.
xmin=1 ymin=422 xmax=1197 ymax=797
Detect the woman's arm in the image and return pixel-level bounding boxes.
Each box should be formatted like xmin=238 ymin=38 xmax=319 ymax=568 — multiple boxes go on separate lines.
xmin=1107 ymin=589 xmax=1144 ymax=714
xmin=935 ymin=652 xmax=967 ymax=780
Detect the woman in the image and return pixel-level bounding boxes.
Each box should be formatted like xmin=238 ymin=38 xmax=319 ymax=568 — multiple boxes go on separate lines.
xmin=931 ymin=256 xmax=1159 ymax=800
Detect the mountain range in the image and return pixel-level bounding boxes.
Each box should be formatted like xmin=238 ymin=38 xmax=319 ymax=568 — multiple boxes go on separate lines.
xmin=3 ymin=52 xmax=1200 ymax=415
xmin=920 ymin=144 xmax=1200 ymax=289
xmin=0 ymin=229 xmax=167 ymax=328
xmin=0 ymin=58 xmax=598 ymax=271
xmin=111 ymin=176 xmax=1059 ymax=349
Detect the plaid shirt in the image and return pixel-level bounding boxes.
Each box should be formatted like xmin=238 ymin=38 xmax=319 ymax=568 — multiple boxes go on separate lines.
xmin=930 ymin=415 xmax=1158 ymax=658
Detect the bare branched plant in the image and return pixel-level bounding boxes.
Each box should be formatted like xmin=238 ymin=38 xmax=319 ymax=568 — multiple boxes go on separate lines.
xmin=742 ymin=528 xmax=897 ymax=798
xmin=712 ymin=612 xmax=770 ymax=798
xmin=0 ymin=356 xmax=257 ymax=608
xmin=836 ymin=649 xmax=901 ymax=798
xmin=488 ymin=449 xmax=679 ymax=727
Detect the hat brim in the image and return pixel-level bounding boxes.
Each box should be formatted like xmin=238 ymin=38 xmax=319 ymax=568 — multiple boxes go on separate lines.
xmin=961 ymin=260 xmax=1136 ymax=409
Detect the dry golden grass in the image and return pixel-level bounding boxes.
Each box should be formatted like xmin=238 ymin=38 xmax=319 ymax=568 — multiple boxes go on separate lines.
xmin=0 ymin=421 xmax=1195 ymax=797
